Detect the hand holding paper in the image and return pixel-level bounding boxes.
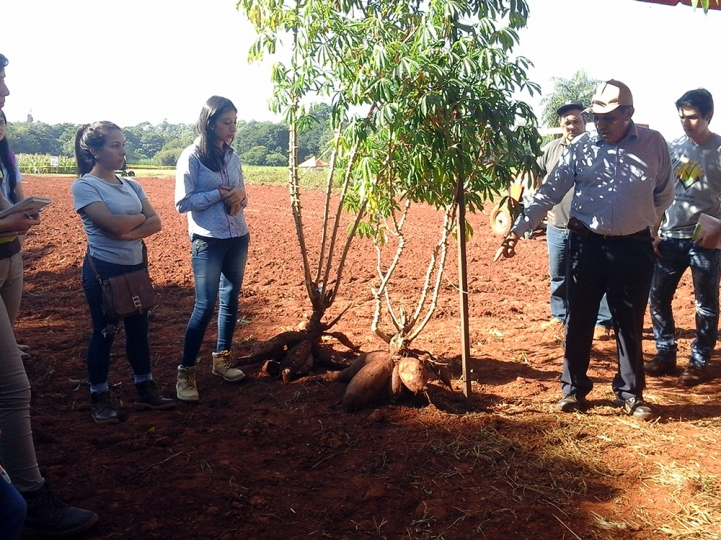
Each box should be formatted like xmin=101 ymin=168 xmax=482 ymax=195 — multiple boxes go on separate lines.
xmin=693 ymin=213 xmax=721 ymax=249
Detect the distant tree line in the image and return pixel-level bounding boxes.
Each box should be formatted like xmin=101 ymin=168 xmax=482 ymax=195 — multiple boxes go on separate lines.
xmin=6 ymin=103 xmax=334 ymax=167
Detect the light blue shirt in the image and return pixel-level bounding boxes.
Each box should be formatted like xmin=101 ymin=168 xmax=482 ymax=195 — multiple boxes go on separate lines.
xmin=175 ymin=140 xmax=249 ymax=239
xmin=71 ymin=174 xmax=147 ymax=265
xmin=513 ymin=123 xmax=675 ymax=236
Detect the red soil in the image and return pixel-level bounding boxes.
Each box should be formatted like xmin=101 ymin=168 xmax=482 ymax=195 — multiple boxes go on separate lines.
xmin=14 ymin=175 xmax=721 ymax=539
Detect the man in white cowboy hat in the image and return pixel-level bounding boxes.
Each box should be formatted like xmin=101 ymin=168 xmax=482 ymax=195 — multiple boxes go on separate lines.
xmin=496 ymin=80 xmax=674 ymax=420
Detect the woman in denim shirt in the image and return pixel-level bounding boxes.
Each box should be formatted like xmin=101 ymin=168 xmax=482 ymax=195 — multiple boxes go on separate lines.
xmin=174 ymin=96 xmax=250 ymax=401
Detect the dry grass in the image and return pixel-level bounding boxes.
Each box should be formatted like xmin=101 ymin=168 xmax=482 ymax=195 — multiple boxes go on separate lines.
xmin=543 ymin=415 xmax=719 ymax=538
xmin=644 ymin=462 xmax=721 ymax=539
xmin=414 ymin=404 xmax=721 ymax=539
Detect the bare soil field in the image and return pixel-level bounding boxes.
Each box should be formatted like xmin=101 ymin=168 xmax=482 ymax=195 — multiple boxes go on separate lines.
xmin=14 ymin=175 xmax=721 ymax=539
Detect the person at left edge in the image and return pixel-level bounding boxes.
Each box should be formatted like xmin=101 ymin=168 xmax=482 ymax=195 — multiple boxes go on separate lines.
xmin=496 ymin=80 xmax=674 ymax=421
xmin=72 ymin=121 xmax=175 ymax=423
xmin=0 ymin=107 xmax=31 ymax=363
xmin=0 ymin=52 xmax=97 ymax=540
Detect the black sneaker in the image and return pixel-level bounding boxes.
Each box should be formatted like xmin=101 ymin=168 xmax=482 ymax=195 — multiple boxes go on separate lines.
xmin=22 ymin=482 xmax=98 ymax=537
xmin=90 ymin=391 xmax=119 ymax=424
xmin=134 ymin=380 xmax=176 ymax=411
xmin=557 ymin=394 xmax=588 ymax=412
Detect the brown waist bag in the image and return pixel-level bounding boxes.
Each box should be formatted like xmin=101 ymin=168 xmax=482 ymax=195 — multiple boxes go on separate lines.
xmin=87 ymin=244 xmax=158 ymax=319
xmin=101 ymin=269 xmax=158 ymax=318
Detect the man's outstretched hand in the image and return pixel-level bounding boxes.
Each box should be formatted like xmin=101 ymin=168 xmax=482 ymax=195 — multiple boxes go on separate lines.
xmin=493 ymin=232 xmax=519 ymax=262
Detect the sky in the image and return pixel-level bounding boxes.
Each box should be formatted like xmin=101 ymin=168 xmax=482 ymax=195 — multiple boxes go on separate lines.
xmin=2 ymin=0 xmax=279 ymax=126
xmin=516 ymin=0 xmax=721 ymax=140
xmin=2 ymin=0 xmax=721 ymax=141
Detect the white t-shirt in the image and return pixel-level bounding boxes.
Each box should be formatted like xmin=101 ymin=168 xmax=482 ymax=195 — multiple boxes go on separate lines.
xmin=662 ymin=133 xmax=721 ymax=239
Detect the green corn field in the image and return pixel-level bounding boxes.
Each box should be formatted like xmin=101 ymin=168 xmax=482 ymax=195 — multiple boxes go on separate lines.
xmin=16 ymin=154 xmax=77 ymax=175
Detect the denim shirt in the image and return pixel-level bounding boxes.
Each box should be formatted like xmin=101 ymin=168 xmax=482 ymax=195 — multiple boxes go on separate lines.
xmin=514 ymin=123 xmax=674 ymax=236
xmin=0 ymin=150 xmax=21 ymax=203
xmin=175 ymin=141 xmax=249 ymax=239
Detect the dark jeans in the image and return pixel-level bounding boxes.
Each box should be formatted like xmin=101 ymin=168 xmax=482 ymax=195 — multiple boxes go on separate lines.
xmin=562 ymin=231 xmax=656 ymax=401
xmin=0 ymin=475 xmax=26 ymax=540
xmin=546 ymin=224 xmax=612 ymax=327
xmin=181 ymin=234 xmax=250 ymax=367
xmin=649 ymin=238 xmax=721 ymax=367
xmin=82 ymin=256 xmax=152 ymax=387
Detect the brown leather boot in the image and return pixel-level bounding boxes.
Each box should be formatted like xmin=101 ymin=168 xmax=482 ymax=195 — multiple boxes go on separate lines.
xmin=135 ymin=380 xmax=176 ymax=410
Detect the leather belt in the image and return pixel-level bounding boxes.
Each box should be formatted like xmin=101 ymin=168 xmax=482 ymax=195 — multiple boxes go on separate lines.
xmin=567 ymin=217 xmax=652 ymax=242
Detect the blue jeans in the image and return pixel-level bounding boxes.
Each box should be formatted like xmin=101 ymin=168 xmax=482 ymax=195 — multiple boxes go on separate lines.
xmin=546 ymin=224 xmax=612 ymax=327
xmin=181 ymin=234 xmax=250 ymax=367
xmin=82 ymin=256 xmax=152 ymax=389
xmin=0 ymin=474 xmax=26 ymax=540
xmin=649 ymin=238 xmax=721 ymax=367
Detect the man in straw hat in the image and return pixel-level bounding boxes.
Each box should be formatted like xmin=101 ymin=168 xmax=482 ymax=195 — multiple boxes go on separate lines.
xmin=536 ymin=100 xmax=613 ymax=341
xmin=496 ymin=80 xmax=674 ymax=420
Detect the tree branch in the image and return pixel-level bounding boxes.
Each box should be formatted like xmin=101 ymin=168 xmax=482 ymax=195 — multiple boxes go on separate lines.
xmin=315 ymin=126 xmax=343 ymax=284
xmin=407 ymin=205 xmax=454 ymax=343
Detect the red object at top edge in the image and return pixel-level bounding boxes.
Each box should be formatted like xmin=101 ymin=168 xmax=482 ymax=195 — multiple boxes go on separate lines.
xmin=636 ymin=0 xmax=721 ymax=9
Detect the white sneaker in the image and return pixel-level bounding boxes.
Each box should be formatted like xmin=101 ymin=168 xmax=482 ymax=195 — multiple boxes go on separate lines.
xmin=211 ymin=351 xmax=246 ymax=382
xmin=176 ymin=366 xmax=199 ymax=402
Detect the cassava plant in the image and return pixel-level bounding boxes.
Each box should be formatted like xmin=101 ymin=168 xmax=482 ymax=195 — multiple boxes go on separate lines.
xmin=347 ymin=0 xmax=540 ymax=356
xmin=334 ymin=0 xmax=543 ymax=409
xmin=236 ymin=0 xmax=540 ymax=400
xmin=236 ymin=0 xmax=381 ymax=377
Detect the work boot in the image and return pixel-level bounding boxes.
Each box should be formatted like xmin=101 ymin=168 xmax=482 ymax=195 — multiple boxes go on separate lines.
xmin=211 ymin=350 xmax=246 ymax=382
xmin=644 ymin=355 xmax=677 ymax=376
xmin=134 ymin=380 xmax=176 ymax=411
xmin=678 ymin=364 xmax=710 ymax=386
xmin=176 ymin=366 xmax=200 ymax=402
xmin=619 ymin=396 xmax=655 ymax=421
xmin=90 ymin=391 xmax=119 ymax=424
xmin=22 ymin=481 xmax=98 ymax=537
